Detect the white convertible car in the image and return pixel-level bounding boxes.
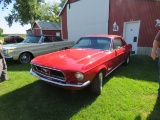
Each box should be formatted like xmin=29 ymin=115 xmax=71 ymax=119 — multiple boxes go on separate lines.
xmin=3 ymin=35 xmax=75 ymax=63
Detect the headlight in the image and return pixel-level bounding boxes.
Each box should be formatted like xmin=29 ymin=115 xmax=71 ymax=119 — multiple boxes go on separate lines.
xmin=75 ymin=72 xmax=84 ymax=81
xmin=3 ymin=49 xmax=14 ymax=56
xmin=3 ymin=49 xmax=8 ymax=55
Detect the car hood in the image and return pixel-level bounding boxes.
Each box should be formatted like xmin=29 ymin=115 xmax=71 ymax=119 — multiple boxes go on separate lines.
xmin=31 ymin=48 xmax=111 ymax=72
xmin=3 ymin=43 xmax=39 ymax=49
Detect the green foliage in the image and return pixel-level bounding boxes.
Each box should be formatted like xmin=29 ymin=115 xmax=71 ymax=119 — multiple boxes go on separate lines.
xmin=0 ymin=55 xmax=159 ymax=120
xmin=0 ymin=0 xmax=12 ymax=8
xmin=0 ymin=34 xmax=8 ymax=42
xmin=59 ymin=0 xmax=67 ymax=8
xmin=2 ymin=0 xmax=61 ymax=27
xmin=0 ymin=28 xmax=3 ymax=35
xmin=5 ymin=0 xmax=45 ymax=26
xmin=39 ymin=2 xmax=60 ymax=23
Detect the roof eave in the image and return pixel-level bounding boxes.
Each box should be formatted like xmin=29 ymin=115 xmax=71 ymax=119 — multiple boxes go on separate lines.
xmin=58 ymin=0 xmax=69 ymax=16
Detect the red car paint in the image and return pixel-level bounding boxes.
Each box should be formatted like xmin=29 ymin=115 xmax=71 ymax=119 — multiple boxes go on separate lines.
xmin=30 ymin=34 xmax=132 ymax=94
xmin=4 ymin=36 xmax=24 ymax=43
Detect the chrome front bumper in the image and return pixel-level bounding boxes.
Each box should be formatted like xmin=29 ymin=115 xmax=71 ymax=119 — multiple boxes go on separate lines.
xmin=4 ymin=55 xmax=13 ymax=60
xmin=30 ymin=69 xmax=91 ymax=88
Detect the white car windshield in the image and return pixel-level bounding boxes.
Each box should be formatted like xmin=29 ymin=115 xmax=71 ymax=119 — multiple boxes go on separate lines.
xmin=73 ymin=37 xmax=111 ymax=50
xmin=22 ymin=36 xmax=41 ymax=43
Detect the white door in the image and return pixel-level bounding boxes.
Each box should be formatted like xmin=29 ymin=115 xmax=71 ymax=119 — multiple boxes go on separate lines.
xmin=123 ymin=21 xmax=140 ymax=54
xmin=56 ymin=32 xmax=60 ymax=37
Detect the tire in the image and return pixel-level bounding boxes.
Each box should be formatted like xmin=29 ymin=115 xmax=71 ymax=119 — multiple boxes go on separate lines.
xmin=18 ymin=52 xmax=32 ymax=64
xmin=123 ymin=54 xmax=130 ymax=65
xmin=91 ymin=71 xmax=103 ymax=95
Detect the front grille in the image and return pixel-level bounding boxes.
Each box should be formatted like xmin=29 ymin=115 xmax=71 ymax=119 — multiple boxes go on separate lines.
xmin=32 ymin=64 xmax=66 ymax=82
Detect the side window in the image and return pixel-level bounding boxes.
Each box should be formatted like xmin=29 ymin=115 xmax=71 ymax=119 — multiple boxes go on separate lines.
xmin=43 ymin=37 xmax=52 ymax=42
xmin=48 ymin=37 xmax=54 ymax=42
xmin=52 ymin=37 xmax=57 ymax=42
xmin=53 ymin=36 xmax=63 ymax=42
xmin=113 ymin=38 xmax=123 ymax=49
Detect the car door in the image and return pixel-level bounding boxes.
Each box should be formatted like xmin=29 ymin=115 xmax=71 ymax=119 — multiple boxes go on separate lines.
xmin=31 ymin=36 xmax=55 ymax=56
xmin=41 ymin=36 xmax=58 ymax=53
xmin=112 ymin=38 xmax=125 ymax=66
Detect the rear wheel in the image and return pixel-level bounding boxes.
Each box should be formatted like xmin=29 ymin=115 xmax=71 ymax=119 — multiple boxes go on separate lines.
xmin=91 ymin=71 xmax=103 ymax=95
xmin=123 ymin=54 xmax=130 ymax=65
xmin=18 ymin=52 xmax=32 ymax=64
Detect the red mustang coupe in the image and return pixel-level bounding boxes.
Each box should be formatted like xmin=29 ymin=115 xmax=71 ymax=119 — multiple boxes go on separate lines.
xmin=30 ymin=34 xmax=132 ymax=94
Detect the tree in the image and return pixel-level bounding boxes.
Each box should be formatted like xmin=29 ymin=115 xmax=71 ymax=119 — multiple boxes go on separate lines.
xmin=59 ymin=0 xmax=67 ymax=8
xmin=39 ymin=2 xmax=60 ymax=23
xmin=1 ymin=0 xmax=61 ymax=27
xmin=0 ymin=0 xmax=12 ymax=7
xmin=4 ymin=0 xmax=46 ymax=27
xmin=0 ymin=0 xmax=12 ymax=4
xmin=0 ymin=28 xmax=3 ymax=35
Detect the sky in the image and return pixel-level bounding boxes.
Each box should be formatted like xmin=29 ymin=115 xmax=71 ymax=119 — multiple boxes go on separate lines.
xmin=0 ymin=0 xmax=61 ymax=34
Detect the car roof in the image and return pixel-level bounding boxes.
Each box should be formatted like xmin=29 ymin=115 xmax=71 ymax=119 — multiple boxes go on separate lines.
xmin=83 ymin=34 xmax=122 ymax=39
xmin=7 ymin=35 xmax=20 ymax=37
xmin=27 ymin=35 xmax=58 ymax=37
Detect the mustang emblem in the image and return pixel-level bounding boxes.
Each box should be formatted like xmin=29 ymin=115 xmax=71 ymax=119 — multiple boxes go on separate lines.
xmin=41 ymin=68 xmax=50 ymax=74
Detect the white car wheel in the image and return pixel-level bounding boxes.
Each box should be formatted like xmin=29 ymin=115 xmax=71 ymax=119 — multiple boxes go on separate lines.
xmin=91 ymin=71 xmax=103 ymax=95
xmin=19 ymin=53 xmax=32 ymax=64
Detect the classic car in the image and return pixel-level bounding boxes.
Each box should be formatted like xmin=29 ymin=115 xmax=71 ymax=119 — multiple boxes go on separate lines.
xmin=30 ymin=34 xmax=132 ymax=94
xmin=3 ymin=35 xmax=75 ymax=63
xmin=4 ymin=35 xmax=24 ymax=43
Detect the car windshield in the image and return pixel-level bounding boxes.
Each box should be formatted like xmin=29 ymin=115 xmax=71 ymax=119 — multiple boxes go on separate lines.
xmin=73 ymin=37 xmax=111 ymax=50
xmin=22 ymin=36 xmax=41 ymax=43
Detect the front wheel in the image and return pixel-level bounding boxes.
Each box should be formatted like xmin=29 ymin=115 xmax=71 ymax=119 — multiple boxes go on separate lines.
xmin=18 ymin=52 xmax=32 ymax=64
xmin=91 ymin=71 xmax=103 ymax=95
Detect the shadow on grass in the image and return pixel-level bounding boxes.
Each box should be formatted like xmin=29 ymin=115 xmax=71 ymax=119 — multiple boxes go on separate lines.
xmin=113 ymin=55 xmax=158 ymax=83
xmin=0 ymin=80 xmax=98 ymax=120
xmin=147 ymin=97 xmax=160 ymax=120
xmin=6 ymin=60 xmax=31 ymax=71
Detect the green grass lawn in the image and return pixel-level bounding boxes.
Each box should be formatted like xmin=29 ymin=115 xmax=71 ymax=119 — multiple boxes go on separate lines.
xmin=0 ymin=55 xmax=160 ymax=120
